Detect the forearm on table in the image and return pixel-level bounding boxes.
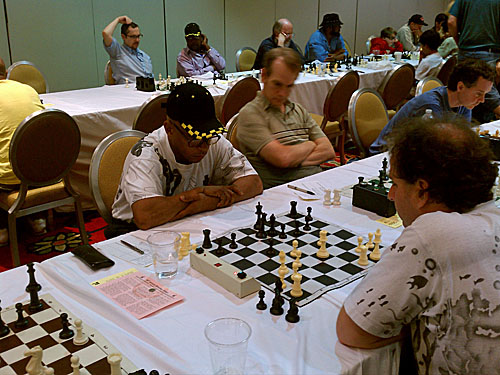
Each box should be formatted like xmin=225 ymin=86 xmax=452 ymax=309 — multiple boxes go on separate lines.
xmin=231 ymin=175 xmax=263 ymax=202
xmin=131 ymin=195 xmax=192 ymax=230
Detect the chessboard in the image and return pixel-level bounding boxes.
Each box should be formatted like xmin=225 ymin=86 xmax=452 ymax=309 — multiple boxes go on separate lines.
xmin=0 ymin=293 xmax=137 ymax=375
xmin=340 ymin=177 xmax=393 ymax=199
xmin=196 ymin=210 xmax=386 ymax=307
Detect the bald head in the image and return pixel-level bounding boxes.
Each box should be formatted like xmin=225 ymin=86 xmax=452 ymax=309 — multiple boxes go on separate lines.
xmin=272 ymin=18 xmax=294 ymax=46
xmin=0 ymin=57 xmax=5 ymax=80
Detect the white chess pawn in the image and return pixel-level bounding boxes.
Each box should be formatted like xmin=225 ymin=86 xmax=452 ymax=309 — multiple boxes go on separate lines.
xmin=125 ymin=78 xmax=129 ymax=88
xmin=358 ymin=245 xmax=369 ymax=266
xmin=107 ymin=353 xmax=122 ymax=375
xmin=316 ymin=230 xmax=329 ymax=259
xmin=355 ymin=236 xmax=363 ymax=253
xmin=323 ymin=189 xmax=332 ymax=206
xmin=332 ymin=189 xmax=341 ymax=206
xmin=290 ymin=239 xmax=298 ymax=258
xmin=73 ymin=319 xmax=88 ymax=345
xmin=71 ymin=355 xmax=80 ymax=375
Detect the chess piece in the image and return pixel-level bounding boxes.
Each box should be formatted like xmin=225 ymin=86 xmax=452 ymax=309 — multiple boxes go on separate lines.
xmin=355 ymin=236 xmax=363 ymax=253
xmin=316 ymin=230 xmax=329 ymax=259
xmin=25 ymin=345 xmax=44 ymax=375
xmin=71 ymin=355 xmax=80 ymax=375
xmin=256 ymin=290 xmax=267 ymax=310
xmin=149 ymin=371 xmax=160 ymax=375
xmin=26 ymin=262 xmax=42 ymax=292
xmin=358 ymin=244 xmax=369 ymax=266
xmin=108 ymin=353 xmax=123 ymax=375
xmin=28 ymin=288 xmax=43 ymax=313
xmin=370 ymin=229 xmax=382 ymax=261
xmin=125 ymin=78 xmax=129 ymax=88
xmin=270 ymin=282 xmax=284 ymax=315
xmin=229 ymin=233 xmax=238 ymax=249
xmin=44 ymin=368 xmax=54 ymax=375
xmin=202 ymin=229 xmax=212 ymax=249
xmin=59 ymin=313 xmax=74 ymax=339
xmin=278 ymin=250 xmax=289 ymax=289
xmin=285 ymin=297 xmax=300 ymax=323
xmin=73 ymin=319 xmax=89 ymax=345
xmin=289 ymin=201 xmax=299 ymax=218
xmin=0 ymin=304 xmax=10 ymax=337
xmin=323 ymin=189 xmax=332 ymax=206
xmin=267 ymin=214 xmax=278 ymax=236
xmin=256 ymin=213 xmax=266 ymax=239
xmin=215 ymin=238 xmax=225 ymax=256
xmin=279 ymin=223 xmax=287 ymax=239
xmin=303 ymin=216 xmax=311 ymax=231
xmin=178 ymin=232 xmax=194 ymax=260
xmin=366 ymin=232 xmax=374 ymax=250
xmin=290 ymin=263 xmax=303 ymax=297
xmin=290 ymin=239 xmax=298 ymax=258
xmin=15 ymin=302 xmax=29 ymax=328
xmin=332 ymin=189 xmax=341 ymax=206
xmin=292 ymin=220 xmax=301 ymax=237
xmin=305 ymin=207 xmax=313 ymax=222
xmin=381 ymin=157 xmax=388 ymax=180
xmin=292 ymin=247 xmax=302 ymax=270
xmin=265 ymin=238 xmax=278 ymax=257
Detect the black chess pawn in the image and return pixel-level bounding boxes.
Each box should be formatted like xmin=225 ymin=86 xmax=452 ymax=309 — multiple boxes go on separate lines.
xmin=267 ymin=214 xmax=278 ymax=237
xmin=26 ymin=263 xmax=41 ymax=293
xmin=28 ymin=288 xmax=43 ymax=313
xmin=289 ymin=201 xmax=299 ymax=219
xmin=303 ymin=216 xmax=311 ymax=231
xmin=0 ymin=304 xmax=10 ymax=337
xmin=256 ymin=290 xmax=267 ymax=310
xmin=202 ymin=229 xmax=212 ymax=249
xmin=14 ymin=302 xmax=28 ymax=328
xmin=279 ymin=223 xmax=287 ymax=239
xmin=292 ymin=220 xmax=301 ymax=237
xmin=59 ymin=313 xmax=74 ymax=339
xmin=285 ymin=298 xmax=300 ymax=323
xmin=265 ymin=239 xmax=278 ymax=257
xmin=305 ymin=207 xmax=313 ymax=222
xmin=270 ymin=284 xmax=284 ymax=316
xmin=229 ymin=233 xmax=238 ymax=249
xmin=215 ymin=238 xmax=225 ymax=256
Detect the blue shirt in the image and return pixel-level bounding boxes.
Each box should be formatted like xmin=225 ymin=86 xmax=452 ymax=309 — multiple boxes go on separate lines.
xmin=304 ymin=29 xmax=347 ymax=62
xmin=104 ymin=38 xmax=153 ymax=84
xmin=369 ymin=86 xmax=472 ymax=154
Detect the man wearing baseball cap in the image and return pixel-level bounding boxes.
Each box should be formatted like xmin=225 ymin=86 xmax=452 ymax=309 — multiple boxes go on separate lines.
xmin=397 ymin=14 xmax=428 ymax=52
xmin=110 ymin=83 xmax=262 ymax=234
xmin=177 ymin=22 xmax=225 ymax=77
xmin=305 ymin=13 xmax=348 ymax=62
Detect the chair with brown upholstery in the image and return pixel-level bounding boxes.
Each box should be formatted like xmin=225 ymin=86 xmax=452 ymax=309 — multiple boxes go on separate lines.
xmin=89 ymin=130 xmax=146 ymax=224
xmin=132 ymin=93 xmax=169 ymax=134
xmin=310 ymin=70 xmax=360 ymax=165
xmin=436 ymin=55 xmax=457 ymax=86
xmin=219 ymin=77 xmax=260 ymax=127
xmin=0 ymin=109 xmax=88 ymax=266
xmin=378 ymin=63 xmax=415 ymax=117
xmin=6 ymin=61 xmax=48 ymax=94
xmin=415 ymin=76 xmax=443 ymax=96
xmin=104 ymin=60 xmax=116 ymax=85
xmin=348 ymin=88 xmax=389 ymax=158
xmin=226 ymin=113 xmax=241 ymax=151
xmin=236 ymin=47 xmax=257 ymax=72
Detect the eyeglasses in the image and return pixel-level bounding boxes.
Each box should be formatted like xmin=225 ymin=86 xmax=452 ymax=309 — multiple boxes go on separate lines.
xmin=172 ymin=121 xmax=220 ymax=148
xmin=126 ymin=33 xmax=143 ymax=40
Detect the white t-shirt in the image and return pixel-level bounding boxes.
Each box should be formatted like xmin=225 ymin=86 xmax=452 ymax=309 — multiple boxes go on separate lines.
xmin=112 ymin=127 xmax=257 ymax=221
xmin=344 ymin=202 xmax=500 ymax=375
xmin=415 ymin=53 xmax=443 ymax=81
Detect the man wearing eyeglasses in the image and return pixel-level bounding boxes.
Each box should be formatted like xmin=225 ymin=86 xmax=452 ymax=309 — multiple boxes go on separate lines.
xmin=102 ymin=15 xmax=153 ymax=84
xmin=110 ymin=83 xmax=262 ymax=235
xmin=177 ymin=23 xmax=226 ymax=77
xmin=253 ymin=19 xmax=304 ymax=70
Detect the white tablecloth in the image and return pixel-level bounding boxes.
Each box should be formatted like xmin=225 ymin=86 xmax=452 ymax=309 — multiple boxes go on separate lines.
xmin=1 ymin=154 xmax=403 ymax=374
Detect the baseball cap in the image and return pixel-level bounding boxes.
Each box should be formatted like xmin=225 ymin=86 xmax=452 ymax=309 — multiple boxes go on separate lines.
xmin=184 ymin=23 xmax=201 ymax=38
xmin=166 ymin=82 xmax=224 ymax=140
xmin=319 ymin=13 xmax=343 ymax=28
xmin=408 ymin=14 xmax=428 ymax=26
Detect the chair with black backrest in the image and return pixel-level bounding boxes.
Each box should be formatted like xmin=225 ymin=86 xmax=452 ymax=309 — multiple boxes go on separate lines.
xmin=219 ymin=77 xmax=261 ymax=127
xmin=132 ymin=93 xmax=169 ymax=134
xmin=104 ymin=61 xmax=116 ymax=85
xmin=436 ymin=55 xmax=457 ymax=86
xmin=0 ymin=109 xmax=88 ymax=266
xmin=415 ymin=76 xmax=443 ymax=96
xmin=235 ymin=47 xmax=257 ymax=72
xmin=378 ymin=63 xmax=415 ymax=119
xmin=348 ymin=88 xmax=389 ymax=158
xmin=309 ymin=70 xmax=360 ymax=165
xmin=226 ymin=113 xmax=241 ymax=152
xmin=6 ymin=61 xmax=48 ymax=94
xmin=89 ymin=130 xmax=146 ymax=224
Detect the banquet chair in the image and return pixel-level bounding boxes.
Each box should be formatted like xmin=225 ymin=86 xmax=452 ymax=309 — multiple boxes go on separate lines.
xmin=348 ymin=88 xmax=389 ymax=158
xmin=436 ymin=55 xmax=457 ymax=86
xmin=366 ymin=35 xmax=376 ymax=54
xmin=226 ymin=114 xmax=241 ymax=151
xmin=0 ymin=109 xmax=88 ymax=266
xmin=344 ymin=40 xmax=352 ymax=57
xmin=132 ymin=93 xmax=169 ymax=134
xmin=6 ymin=61 xmax=48 ymax=94
xmin=310 ymin=70 xmax=360 ymax=165
xmin=89 ymin=130 xmax=146 ymax=224
xmin=219 ymin=77 xmax=260 ymax=127
xmin=235 ymin=47 xmax=257 ymax=72
xmin=415 ymin=76 xmax=443 ymax=96
xmin=378 ymin=63 xmax=415 ymax=118
xmin=104 ymin=61 xmax=116 ymax=85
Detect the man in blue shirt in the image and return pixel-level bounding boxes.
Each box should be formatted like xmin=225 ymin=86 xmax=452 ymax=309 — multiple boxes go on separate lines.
xmin=102 ymin=15 xmax=153 ymax=84
xmin=305 ymin=13 xmax=347 ymax=63
xmin=370 ymin=59 xmax=495 ymax=155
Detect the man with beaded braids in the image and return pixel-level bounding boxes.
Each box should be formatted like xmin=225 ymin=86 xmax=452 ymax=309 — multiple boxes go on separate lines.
xmin=336 ymin=115 xmax=500 ymax=374
xmin=110 ymin=82 xmax=262 ymax=235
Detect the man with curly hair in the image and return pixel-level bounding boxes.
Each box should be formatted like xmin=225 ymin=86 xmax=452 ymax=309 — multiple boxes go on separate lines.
xmin=337 ymin=115 xmax=500 ymax=374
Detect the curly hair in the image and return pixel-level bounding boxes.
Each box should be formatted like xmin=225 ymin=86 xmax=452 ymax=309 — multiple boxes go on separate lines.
xmin=448 ymin=59 xmax=495 ymax=91
xmin=387 ymin=114 xmax=497 ymax=213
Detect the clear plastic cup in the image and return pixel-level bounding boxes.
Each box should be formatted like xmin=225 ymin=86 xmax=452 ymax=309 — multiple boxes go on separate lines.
xmin=147 ymin=231 xmax=180 ymax=279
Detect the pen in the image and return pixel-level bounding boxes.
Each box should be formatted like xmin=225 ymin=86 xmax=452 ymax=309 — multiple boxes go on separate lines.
xmin=287 ymin=184 xmax=315 ymax=196
xmin=120 ymin=240 xmax=145 ymax=255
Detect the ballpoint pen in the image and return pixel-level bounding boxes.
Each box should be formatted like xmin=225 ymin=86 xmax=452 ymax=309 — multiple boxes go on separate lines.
xmin=287 ymin=184 xmax=315 ymax=195
xmin=120 ymin=240 xmax=145 ymax=255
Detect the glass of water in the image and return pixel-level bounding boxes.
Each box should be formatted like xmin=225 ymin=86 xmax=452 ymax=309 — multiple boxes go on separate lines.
xmin=147 ymin=231 xmax=180 ymax=279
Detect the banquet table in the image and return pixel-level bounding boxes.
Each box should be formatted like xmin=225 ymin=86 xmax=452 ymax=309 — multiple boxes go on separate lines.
xmin=0 ymin=153 xmax=404 ymax=374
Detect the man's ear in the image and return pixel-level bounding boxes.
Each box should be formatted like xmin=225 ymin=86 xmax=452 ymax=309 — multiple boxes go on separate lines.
xmin=456 ymin=81 xmax=465 ymax=92
xmin=121 ymin=33 xmax=127 ymax=42
xmin=416 ymin=178 xmax=430 ymax=208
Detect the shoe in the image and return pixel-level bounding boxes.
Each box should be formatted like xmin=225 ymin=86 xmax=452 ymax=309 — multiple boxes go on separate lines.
xmin=28 ymin=218 xmax=47 ymax=235
xmin=0 ymin=228 xmax=8 ymax=245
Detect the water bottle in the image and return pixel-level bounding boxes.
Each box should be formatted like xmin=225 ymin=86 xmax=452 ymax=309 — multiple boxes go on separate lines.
xmin=422 ymin=109 xmax=434 ymax=120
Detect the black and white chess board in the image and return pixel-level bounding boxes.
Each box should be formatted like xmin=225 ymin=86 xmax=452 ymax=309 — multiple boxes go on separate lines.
xmin=201 ymin=211 xmax=385 ymax=307
xmin=0 ymin=294 xmax=137 ymax=375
